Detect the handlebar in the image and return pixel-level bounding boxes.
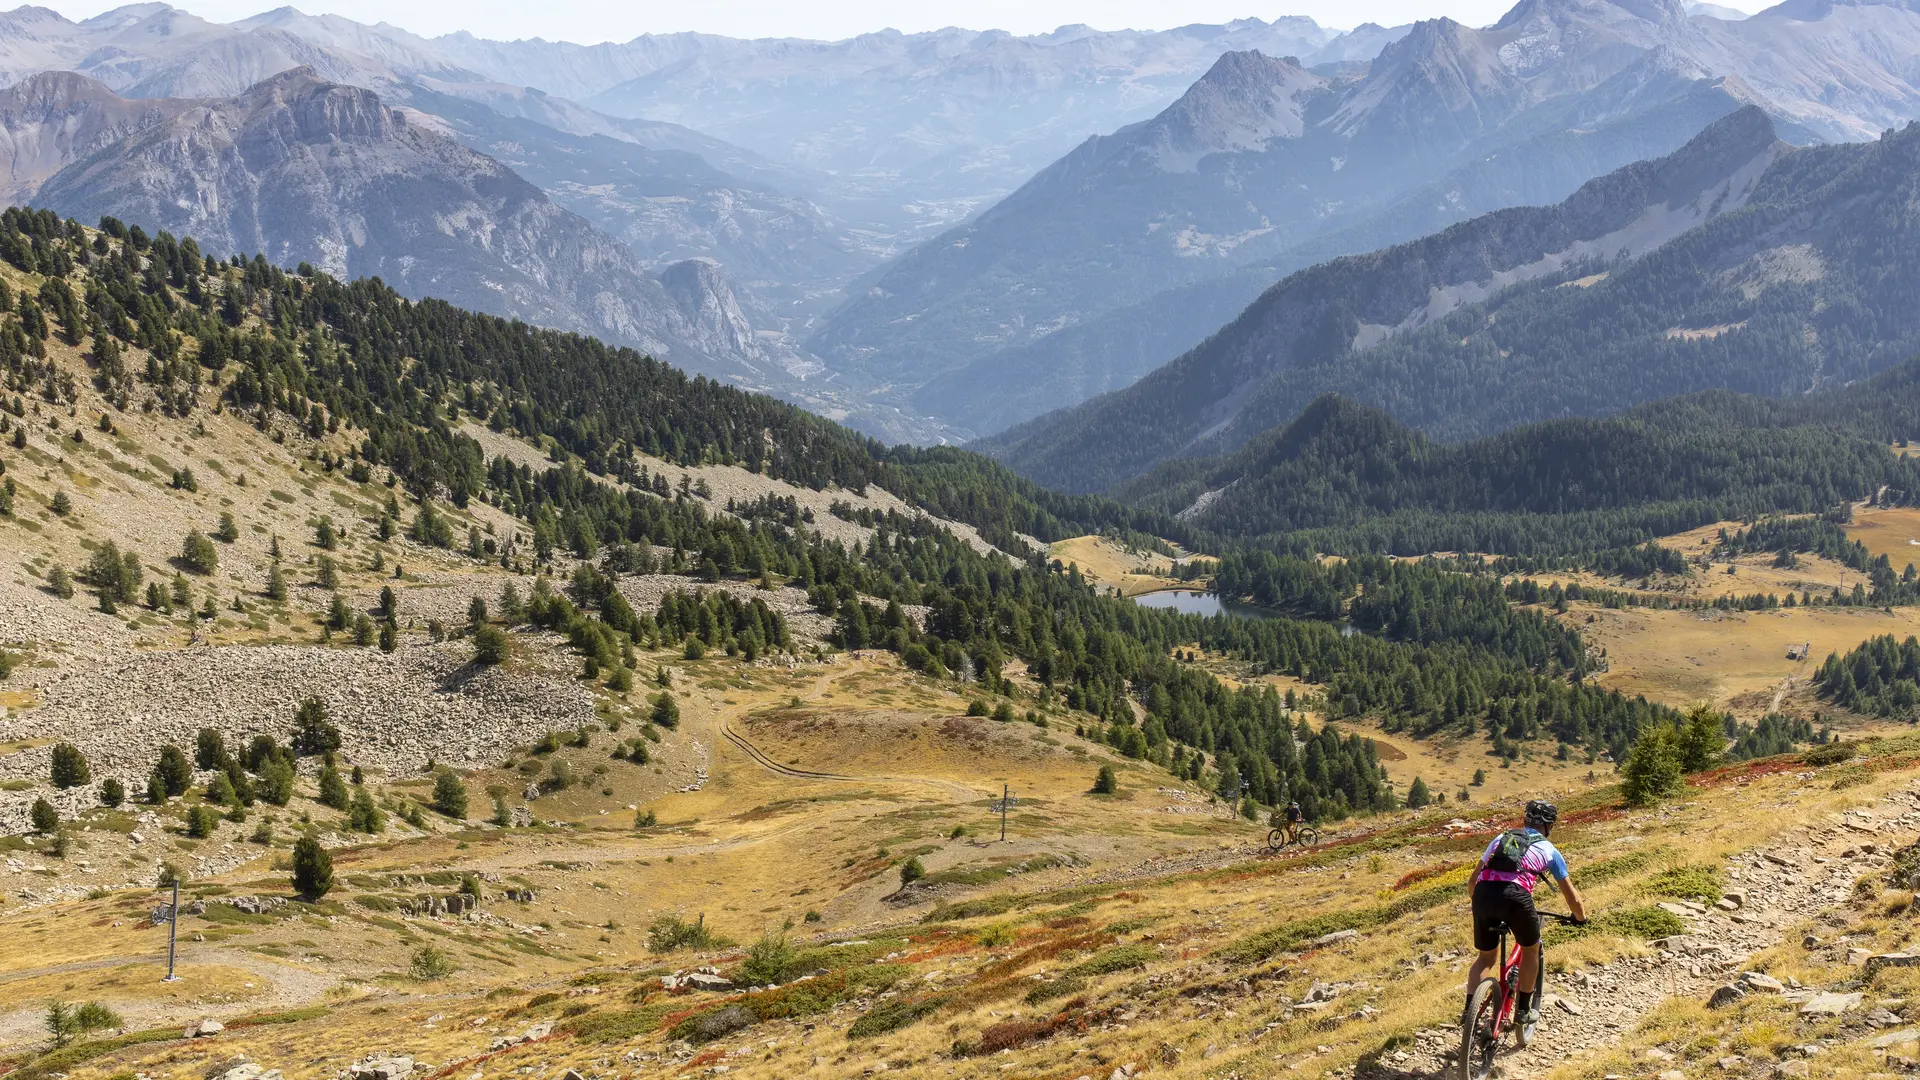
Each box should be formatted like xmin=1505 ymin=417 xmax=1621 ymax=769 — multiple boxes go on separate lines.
xmin=1540 ymin=911 xmax=1586 ymax=925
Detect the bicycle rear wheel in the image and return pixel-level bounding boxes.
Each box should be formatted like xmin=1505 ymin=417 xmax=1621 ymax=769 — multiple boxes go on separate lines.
xmin=1267 ymin=829 xmax=1284 ymax=852
xmin=1459 ymin=977 xmax=1502 ymax=1080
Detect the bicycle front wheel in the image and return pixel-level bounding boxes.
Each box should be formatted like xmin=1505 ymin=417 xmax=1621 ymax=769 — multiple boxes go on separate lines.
xmin=1296 ymin=826 xmax=1319 ymax=847
xmin=1459 ymin=977 xmax=1502 ymax=1080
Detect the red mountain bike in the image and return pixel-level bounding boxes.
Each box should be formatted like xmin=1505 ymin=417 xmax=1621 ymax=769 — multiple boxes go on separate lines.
xmin=1458 ymin=910 xmax=1580 ymax=1080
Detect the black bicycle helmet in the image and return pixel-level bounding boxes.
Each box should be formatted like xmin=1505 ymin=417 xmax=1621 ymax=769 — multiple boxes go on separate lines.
xmin=1524 ymin=800 xmax=1559 ymax=834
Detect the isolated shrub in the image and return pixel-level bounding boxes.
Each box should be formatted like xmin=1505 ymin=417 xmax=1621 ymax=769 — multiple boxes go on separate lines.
xmin=291 ymin=836 xmax=333 ymax=897
xmin=410 ymin=946 xmax=456 ymax=981
xmin=98 ymin=777 xmax=124 ymax=808
xmin=1406 ymin=777 xmax=1431 ymax=808
xmin=738 ymin=934 xmax=797 ymax=986
xmin=47 ymin=565 xmax=74 ymax=598
xmin=49 ymin=742 xmax=90 ymax=789
xmin=899 ymin=857 xmax=926 ymax=887
xmin=1090 ymin=765 xmax=1117 ymax=794
xmin=648 ymin=913 xmax=722 ymax=952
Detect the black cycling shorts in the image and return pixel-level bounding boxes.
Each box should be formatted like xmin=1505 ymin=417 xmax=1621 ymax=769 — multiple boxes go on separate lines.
xmin=1471 ymin=880 xmax=1539 ymax=951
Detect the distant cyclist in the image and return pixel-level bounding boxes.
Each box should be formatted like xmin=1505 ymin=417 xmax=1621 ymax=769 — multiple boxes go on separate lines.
xmin=1465 ymin=801 xmax=1587 ymax=1043
xmin=1283 ymin=799 xmax=1303 ymax=843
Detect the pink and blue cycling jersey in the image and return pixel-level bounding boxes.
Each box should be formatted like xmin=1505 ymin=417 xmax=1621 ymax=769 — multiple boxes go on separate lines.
xmin=1475 ymin=829 xmax=1569 ymax=891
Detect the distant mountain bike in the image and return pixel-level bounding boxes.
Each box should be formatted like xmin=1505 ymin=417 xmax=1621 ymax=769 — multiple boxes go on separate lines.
xmin=1265 ymin=823 xmax=1318 ymax=851
xmin=1458 ymin=910 xmax=1580 ymax=1080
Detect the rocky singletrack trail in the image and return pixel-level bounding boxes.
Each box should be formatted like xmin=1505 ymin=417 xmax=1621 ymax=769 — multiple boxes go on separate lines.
xmin=1356 ymin=780 xmax=1920 ymax=1080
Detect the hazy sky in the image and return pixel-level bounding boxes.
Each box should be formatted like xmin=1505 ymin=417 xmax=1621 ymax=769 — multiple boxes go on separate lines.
xmin=44 ymin=0 xmax=1768 ymax=43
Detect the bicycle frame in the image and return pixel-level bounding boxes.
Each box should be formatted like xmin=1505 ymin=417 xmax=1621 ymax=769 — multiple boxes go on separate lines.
xmin=1489 ymin=926 xmax=1526 ymax=1038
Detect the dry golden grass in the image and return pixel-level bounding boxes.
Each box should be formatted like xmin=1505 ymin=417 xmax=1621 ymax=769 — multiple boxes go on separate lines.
xmin=1848 ymin=505 xmax=1920 ymax=571
xmin=1573 ymin=600 xmax=1920 ymax=714
xmin=1049 ymin=535 xmax=1198 ymax=597
xmin=27 ymin=729 xmax=1914 ymax=1080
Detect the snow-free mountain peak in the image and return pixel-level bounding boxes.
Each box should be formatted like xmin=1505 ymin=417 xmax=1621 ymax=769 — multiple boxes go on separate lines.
xmin=1147 ymin=50 xmax=1326 ymax=172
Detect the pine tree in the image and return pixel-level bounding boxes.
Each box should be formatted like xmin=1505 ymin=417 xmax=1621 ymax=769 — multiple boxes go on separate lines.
xmin=472 ymin=626 xmax=509 ymax=665
xmin=1092 ymin=764 xmax=1117 ymax=794
xmin=651 ymin=693 xmax=680 ymax=729
xmin=1406 ymin=776 xmax=1432 ymax=808
xmin=99 ymin=778 xmax=124 ymax=808
xmin=195 ymin=728 xmax=229 ymax=771
xmin=257 ymin=756 xmax=296 ymax=806
xmin=266 ymin=562 xmax=287 ymax=602
xmin=180 ymin=529 xmax=217 ymax=575
xmin=317 ymin=761 xmax=350 ymax=811
xmin=1623 ymin=722 xmax=1686 ymax=806
xmin=347 ymin=785 xmax=385 ymax=833
xmin=1676 ymin=704 xmax=1726 ymax=773
xmin=214 ymin=511 xmax=238 ymax=543
xmin=291 ymin=836 xmax=333 ymax=897
xmin=49 ymin=743 xmax=90 ymax=789
xmin=206 ymin=771 xmax=237 ymax=807
xmin=185 ymin=804 xmax=218 ymax=838
xmin=432 ymin=769 xmax=468 ymax=819
xmin=292 ymin=697 xmax=342 ymax=756
xmin=30 ymin=796 xmax=58 ymax=833
xmin=155 ymin=745 xmax=192 ymax=797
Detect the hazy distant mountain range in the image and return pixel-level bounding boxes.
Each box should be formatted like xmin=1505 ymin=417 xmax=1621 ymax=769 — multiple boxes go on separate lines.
xmin=815 ymin=0 xmax=1920 ymax=437
xmin=986 ymin=103 xmax=1920 ymax=500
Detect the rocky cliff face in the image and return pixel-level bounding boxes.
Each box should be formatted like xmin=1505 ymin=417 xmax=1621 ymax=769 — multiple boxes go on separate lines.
xmin=23 ymin=70 xmax=795 ymax=382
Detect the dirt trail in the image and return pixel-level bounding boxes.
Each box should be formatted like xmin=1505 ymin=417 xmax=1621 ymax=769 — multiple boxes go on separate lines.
xmin=701 ymin=661 xmax=984 ymax=802
xmin=1355 ymin=781 xmax=1920 ymax=1080
xmin=0 ymin=946 xmax=334 ymax=1046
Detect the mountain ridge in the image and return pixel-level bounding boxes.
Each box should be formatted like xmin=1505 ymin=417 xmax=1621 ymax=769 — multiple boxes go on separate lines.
xmin=981 ymin=104 xmax=1795 ymax=493
xmin=813 ymin=0 xmax=1920 ymax=437
xmin=17 ymin=67 xmax=806 ymax=382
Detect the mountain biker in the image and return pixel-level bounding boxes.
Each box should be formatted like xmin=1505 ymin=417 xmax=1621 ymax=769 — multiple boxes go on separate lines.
xmin=1465 ymin=800 xmax=1587 ymax=1044
xmin=1283 ymin=799 xmax=1303 ymax=842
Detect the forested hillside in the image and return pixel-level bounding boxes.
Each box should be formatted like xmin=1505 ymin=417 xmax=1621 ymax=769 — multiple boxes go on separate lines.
xmin=1116 ymin=378 xmax=1920 ymax=557
xmin=3 ymin=205 xmax=1696 ymax=817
